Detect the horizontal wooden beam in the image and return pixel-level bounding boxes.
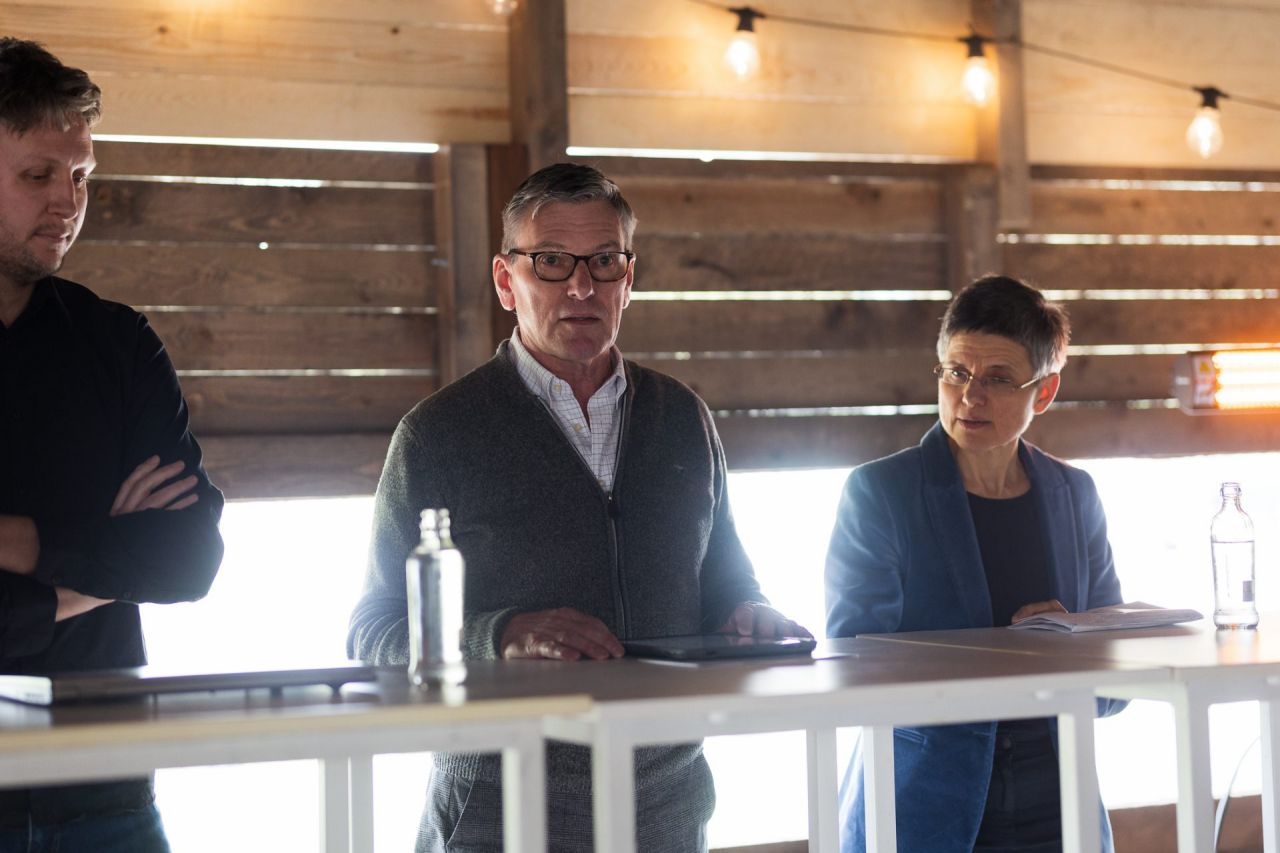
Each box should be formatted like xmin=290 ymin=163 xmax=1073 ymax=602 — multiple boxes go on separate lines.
xmin=84 ymin=181 xmax=433 ymax=245
xmin=202 ymin=433 xmax=391 ymax=500
xmin=149 ymin=312 xmax=436 ymax=371
xmin=61 ymin=244 xmax=435 ymax=308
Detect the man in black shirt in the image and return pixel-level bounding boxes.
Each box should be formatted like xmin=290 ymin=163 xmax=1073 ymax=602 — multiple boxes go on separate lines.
xmin=0 ymin=38 xmax=224 ymax=851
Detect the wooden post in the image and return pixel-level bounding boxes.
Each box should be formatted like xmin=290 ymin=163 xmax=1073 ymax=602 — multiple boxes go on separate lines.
xmin=508 ymin=0 xmax=569 ymax=172
xmin=433 ymin=144 xmax=496 ymax=382
xmin=486 ymin=143 xmax=530 ymax=348
xmin=972 ymin=0 xmax=1031 ymax=230
xmin=945 ymin=164 xmax=999 ymax=291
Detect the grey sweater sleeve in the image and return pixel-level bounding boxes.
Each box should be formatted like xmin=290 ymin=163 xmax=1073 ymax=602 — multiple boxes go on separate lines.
xmin=347 ymin=416 xmax=516 ymax=665
xmin=695 ymin=403 xmax=766 ymax=631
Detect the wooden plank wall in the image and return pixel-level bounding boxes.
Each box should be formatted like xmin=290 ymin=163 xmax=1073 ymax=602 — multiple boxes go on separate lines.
xmin=7 ymin=0 xmax=507 ymax=143
xmin=16 ymin=1 xmax=1280 ymax=169
xmin=59 ymin=142 xmax=439 ymax=498
xmin=1022 ymin=0 xmax=1280 ymax=169
xmin=566 ymin=0 xmax=975 ymax=160
xmin=584 ymin=157 xmax=1280 ymax=471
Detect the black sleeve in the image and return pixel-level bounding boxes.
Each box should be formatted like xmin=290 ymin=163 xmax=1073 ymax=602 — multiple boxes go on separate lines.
xmin=0 ymin=575 xmax=56 ymax=657
xmin=30 ymin=313 xmax=224 ymax=604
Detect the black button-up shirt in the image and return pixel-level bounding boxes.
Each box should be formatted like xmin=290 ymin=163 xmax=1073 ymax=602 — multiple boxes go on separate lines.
xmin=0 ymin=276 xmax=225 ymax=823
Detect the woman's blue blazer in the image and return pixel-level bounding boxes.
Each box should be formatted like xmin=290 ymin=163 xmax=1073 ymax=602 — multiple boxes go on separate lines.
xmin=825 ymin=422 xmax=1124 ymax=853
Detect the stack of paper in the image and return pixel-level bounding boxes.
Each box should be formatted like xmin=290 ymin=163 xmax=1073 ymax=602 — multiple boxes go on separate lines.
xmin=1008 ymin=602 xmax=1203 ymax=633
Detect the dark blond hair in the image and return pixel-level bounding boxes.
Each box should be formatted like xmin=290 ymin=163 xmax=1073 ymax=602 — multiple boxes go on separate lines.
xmin=0 ymin=38 xmax=101 ymax=133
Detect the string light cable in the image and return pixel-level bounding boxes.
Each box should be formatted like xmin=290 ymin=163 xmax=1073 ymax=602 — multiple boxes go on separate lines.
xmin=689 ymin=0 xmax=1280 ymax=155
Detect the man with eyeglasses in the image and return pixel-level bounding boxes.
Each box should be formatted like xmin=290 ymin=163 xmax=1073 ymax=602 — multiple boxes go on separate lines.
xmin=350 ymin=162 xmax=808 ymax=852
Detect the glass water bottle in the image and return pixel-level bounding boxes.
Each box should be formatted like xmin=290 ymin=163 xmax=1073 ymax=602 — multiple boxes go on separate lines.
xmin=407 ymin=508 xmax=467 ymax=685
xmin=1210 ymin=482 xmax=1259 ymax=630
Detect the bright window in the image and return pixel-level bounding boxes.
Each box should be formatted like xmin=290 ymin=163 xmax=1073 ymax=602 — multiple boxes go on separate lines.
xmin=143 ymin=453 xmax=1279 ymax=850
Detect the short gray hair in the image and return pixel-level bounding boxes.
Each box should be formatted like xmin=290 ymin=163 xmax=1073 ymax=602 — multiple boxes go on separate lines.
xmin=0 ymin=38 xmax=102 ymax=133
xmin=501 ymin=163 xmax=636 ymax=252
xmin=937 ymin=275 xmax=1070 ymax=377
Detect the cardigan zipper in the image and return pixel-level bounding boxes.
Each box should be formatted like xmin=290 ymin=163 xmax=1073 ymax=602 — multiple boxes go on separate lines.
xmin=523 ymin=375 xmax=633 ymax=639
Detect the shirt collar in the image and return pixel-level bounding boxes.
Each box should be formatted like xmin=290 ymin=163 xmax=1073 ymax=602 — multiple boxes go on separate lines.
xmin=509 ymin=328 xmax=627 ymax=404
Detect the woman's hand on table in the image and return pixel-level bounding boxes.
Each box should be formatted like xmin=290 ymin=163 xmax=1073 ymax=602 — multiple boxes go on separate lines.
xmin=1011 ymin=599 xmax=1067 ymax=624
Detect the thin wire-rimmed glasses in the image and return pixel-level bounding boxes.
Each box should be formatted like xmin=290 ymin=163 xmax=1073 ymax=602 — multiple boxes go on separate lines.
xmin=507 ymin=249 xmax=635 ymax=282
xmin=933 ymin=364 xmax=1046 ymax=396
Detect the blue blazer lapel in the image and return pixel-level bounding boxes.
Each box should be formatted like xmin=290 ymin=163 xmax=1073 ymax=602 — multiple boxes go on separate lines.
xmin=921 ymin=424 xmax=994 ymax=628
xmin=1021 ymin=440 xmax=1082 ymax=610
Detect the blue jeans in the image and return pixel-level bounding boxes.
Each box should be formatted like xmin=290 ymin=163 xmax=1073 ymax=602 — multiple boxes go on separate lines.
xmin=0 ymin=804 xmax=169 ymax=853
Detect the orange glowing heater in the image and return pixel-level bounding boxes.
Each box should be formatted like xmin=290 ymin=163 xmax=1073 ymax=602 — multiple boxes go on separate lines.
xmin=1174 ymin=349 xmax=1280 ymax=413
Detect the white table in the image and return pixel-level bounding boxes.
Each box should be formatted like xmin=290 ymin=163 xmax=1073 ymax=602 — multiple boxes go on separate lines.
xmin=484 ymin=637 xmax=1168 ymax=853
xmin=0 ymin=673 xmax=590 ymax=853
xmin=865 ymin=619 xmax=1280 ymax=853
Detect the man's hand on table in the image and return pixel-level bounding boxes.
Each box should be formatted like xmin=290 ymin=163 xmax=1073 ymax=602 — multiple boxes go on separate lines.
xmin=500 ymin=607 xmax=625 ymax=661
xmin=717 ymin=602 xmax=813 ymax=639
xmin=1011 ymin=599 xmax=1067 ymax=624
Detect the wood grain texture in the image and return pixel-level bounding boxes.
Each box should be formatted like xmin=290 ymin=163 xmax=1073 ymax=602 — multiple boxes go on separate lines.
xmin=29 ymin=0 xmax=506 ymax=27
xmin=1005 ymin=243 xmax=1280 ymax=291
xmin=617 ymin=301 xmax=945 ymax=354
xmin=717 ymin=406 xmax=1280 ymax=470
xmin=91 ymin=142 xmax=436 ymax=184
xmin=183 ymin=375 xmax=433 ymax=435
xmin=1063 ymin=300 xmax=1280 ymax=346
xmin=7 ymin=3 xmax=504 ymax=89
xmin=82 ymin=181 xmax=433 ymax=245
xmin=59 ymin=244 xmax=435 ymax=308
xmin=1027 ymin=185 xmax=1280 ymax=235
xmin=622 ymin=177 xmax=946 ymax=236
xmin=88 ymin=72 xmax=508 ymax=143
xmin=583 ymin=158 xmax=951 ymax=182
xmin=148 ymin=312 xmax=436 ymax=371
xmin=569 ymin=94 xmax=975 ymax=160
xmin=637 ymin=352 xmax=938 ymax=409
xmin=201 ymin=433 xmax=391 ymax=499
xmin=1021 ymin=0 xmax=1280 ymax=168
xmin=637 ymin=352 xmax=1177 ymax=409
xmin=632 ymin=234 xmax=947 ymax=293
xmin=509 ymin=0 xmax=568 ymax=170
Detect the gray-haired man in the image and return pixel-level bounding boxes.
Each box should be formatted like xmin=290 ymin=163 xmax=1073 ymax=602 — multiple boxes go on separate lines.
xmin=349 ymin=162 xmax=808 ymax=851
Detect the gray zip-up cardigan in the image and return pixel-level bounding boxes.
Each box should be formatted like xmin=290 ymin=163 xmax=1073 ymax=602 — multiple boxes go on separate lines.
xmin=348 ymin=342 xmax=764 ymax=791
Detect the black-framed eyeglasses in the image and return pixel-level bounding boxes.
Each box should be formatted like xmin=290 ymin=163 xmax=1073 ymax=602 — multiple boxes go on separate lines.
xmin=508 ymin=249 xmax=635 ymax=282
xmin=933 ymin=364 xmax=1046 ymax=396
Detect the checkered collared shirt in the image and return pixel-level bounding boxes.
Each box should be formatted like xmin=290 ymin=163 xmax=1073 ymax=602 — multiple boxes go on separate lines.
xmin=509 ymin=330 xmax=628 ymax=493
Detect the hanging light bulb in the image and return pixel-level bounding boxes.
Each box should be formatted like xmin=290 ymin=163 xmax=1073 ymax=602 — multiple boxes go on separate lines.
xmin=487 ymin=0 xmax=517 ymax=16
xmin=959 ymin=33 xmax=996 ymax=106
xmin=1186 ymin=86 xmax=1226 ymax=159
xmin=725 ymin=7 xmax=764 ymax=80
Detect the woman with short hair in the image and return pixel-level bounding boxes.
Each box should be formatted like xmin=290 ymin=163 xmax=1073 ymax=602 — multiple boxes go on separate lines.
xmin=825 ymin=275 xmax=1125 ymax=852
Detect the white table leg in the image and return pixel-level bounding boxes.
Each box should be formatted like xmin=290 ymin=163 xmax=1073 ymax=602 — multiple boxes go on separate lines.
xmin=592 ymin=727 xmax=636 ymax=853
xmin=1172 ymin=686 xmax=1215 ymax=853
xmin=863 ymin=726 xmax=896 ymax=853
xmin=1057 ymin=698 xmax=1101 ymax=853
xmin=807 ymin=728 xmax=839 ymax=853
xmin=347 ymin=755 xmax=374 ymax=853
xmin=1262 ymin=699 xmax=1280 ymax=853
xmin=319 ymin=758 xmax=351 ymax=853
xmin=502 ymin=730 xmax=547 ymax=853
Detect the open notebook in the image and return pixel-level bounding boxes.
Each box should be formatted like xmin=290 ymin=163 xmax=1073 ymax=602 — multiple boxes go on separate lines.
xmin=1008 ymin=602 xmax=1203 ymax=633
xmin=0 ymin=662 xmax=380 ymax=706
